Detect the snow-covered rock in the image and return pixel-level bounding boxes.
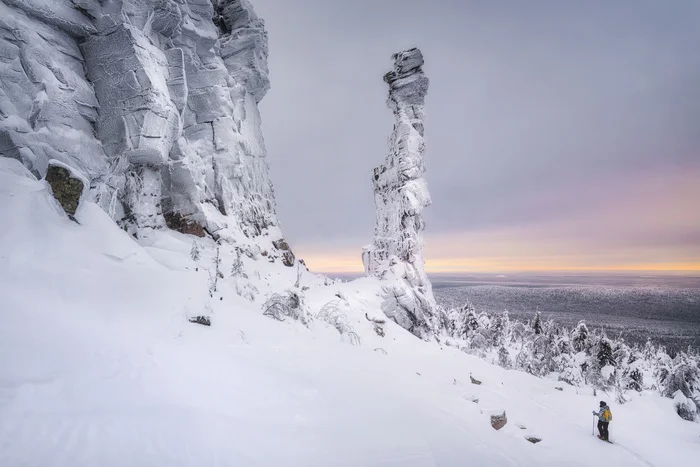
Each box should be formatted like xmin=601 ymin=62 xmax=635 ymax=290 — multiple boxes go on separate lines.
xmin=363 ymin=48 xmax=437 ymax=338
xmin=0 ymin=1 xmax=106 ymax=180
xmin=0 ymin=0 xmax=284 ymax=254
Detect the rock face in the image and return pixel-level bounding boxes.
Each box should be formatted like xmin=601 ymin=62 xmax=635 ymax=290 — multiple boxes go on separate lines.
xmin=0 ymin=0 xmax=284 ymax=252
xmin=362 ymin=48 xmax=437 ymax=338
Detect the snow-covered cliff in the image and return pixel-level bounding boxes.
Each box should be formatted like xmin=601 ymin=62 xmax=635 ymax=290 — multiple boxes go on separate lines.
xmin=0 ymin=0 xmax=286 ymax=253
xmin=362 ymin=48 xmax=437 ymax=338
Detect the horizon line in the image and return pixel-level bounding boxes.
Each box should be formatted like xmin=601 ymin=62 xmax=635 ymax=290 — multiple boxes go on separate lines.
xmin=317 ymin=270 xmax=700 ymax=276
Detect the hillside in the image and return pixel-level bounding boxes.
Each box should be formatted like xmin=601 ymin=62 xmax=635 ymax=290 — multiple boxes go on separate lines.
xmin=2 ymin=158 xmax=698 ymax=466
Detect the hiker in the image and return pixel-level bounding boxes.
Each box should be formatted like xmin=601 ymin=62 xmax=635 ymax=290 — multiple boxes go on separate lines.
xmin=592 ymin=400 xmax=612 ymax=441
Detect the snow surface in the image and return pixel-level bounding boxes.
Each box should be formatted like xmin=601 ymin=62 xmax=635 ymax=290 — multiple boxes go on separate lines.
xmin=1 ymin=160 xmax=699 ymax=466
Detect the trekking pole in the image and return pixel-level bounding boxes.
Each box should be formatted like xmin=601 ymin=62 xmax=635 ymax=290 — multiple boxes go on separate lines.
xmin=592 ymin=415 xmax=595 ymax=436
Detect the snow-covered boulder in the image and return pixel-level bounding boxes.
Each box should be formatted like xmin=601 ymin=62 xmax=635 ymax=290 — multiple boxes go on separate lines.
xmin=363 ymin=48 xmax=437 ymax=338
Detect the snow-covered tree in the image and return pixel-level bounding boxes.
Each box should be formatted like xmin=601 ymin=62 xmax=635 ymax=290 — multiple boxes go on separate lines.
xmin=597 ymin=337 xmax=616 ymax=368
xmin=498 ymin=346 xmax=512 ymax=369
xmin=462 ymin=302 xmax=479 ymax=334
xmin=532 ymin=311 xmax=543 ymax=335
xmin=571 ymin=321 xmax=590 ymax=353
xmin=190 ymin=240 xmax=201 ymax=261
xmin=661 ymin=352 xmax=700 ymax=402
xmin=231 ymin=250 xmax=244 ymax=277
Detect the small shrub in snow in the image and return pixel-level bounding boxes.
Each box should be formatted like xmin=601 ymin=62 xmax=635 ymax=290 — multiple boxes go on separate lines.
xmin=190 ymin=240 xmax=201 ymax=261
xmin=262 ymin=291 xmax=309 ymax=325
xmin=365 ymin=313 xmax=386 ymax=337
xmin=236 ymin=281 xmax=258 ymax=302
xmin=294 ymin=263 xmax=302 ymax=288
xmin=316 ymin=300 xmax=360 ymax=346
xmin=208 ymin=245 xmax=223 ymax=296
xmin=230 ymin=249 xmax=245 ymax=278
xmin=189 ymin=316 xmax=211 ymax=326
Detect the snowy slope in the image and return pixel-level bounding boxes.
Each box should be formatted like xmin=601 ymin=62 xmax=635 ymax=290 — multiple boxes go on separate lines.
xmin=1 ymin=160 xmax=699 ymax=466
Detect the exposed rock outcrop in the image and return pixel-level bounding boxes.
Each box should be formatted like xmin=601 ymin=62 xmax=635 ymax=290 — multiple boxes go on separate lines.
xmin=362 ymin=48 xmax=437 ymax=338
xmin=45 ymin=161 xmax=85 ymax=218
xmin=272 ymin=238 xmax=296 ymax=267
xmin=490 ymin=411 xmax=508 ymax=430
xmin=0 ymin=0 xmax=285 ymax=254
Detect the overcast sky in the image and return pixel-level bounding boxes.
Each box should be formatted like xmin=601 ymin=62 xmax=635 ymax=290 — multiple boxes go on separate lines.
xmin=253 ymin=0 xmax=700 ymax=273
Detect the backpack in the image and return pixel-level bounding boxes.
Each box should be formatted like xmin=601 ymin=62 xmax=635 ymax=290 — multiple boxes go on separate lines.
xmin=602 ymin=408 xmax=612 ymax=422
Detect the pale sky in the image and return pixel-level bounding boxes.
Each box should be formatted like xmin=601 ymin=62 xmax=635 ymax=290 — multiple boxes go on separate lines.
xmin=254 ymin=0 xmax=700 ymax=273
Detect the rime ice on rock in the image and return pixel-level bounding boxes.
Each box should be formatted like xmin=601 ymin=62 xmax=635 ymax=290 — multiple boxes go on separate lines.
xmin=0 ymin=0 xmax=289 ymax=257
xmin=362 ymin=48 xmax=437 ymax=338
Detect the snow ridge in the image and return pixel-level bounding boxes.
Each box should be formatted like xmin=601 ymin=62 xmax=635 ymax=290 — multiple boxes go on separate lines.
xmin=363 ymin=48 xmax=437 ymax=338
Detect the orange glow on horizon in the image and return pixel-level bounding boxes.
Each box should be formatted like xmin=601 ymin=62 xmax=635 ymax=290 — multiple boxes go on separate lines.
xmin=296 ymin=253 xmax=700 ymax=274
xmin=294 ymin=167 xmax=700 ymax=275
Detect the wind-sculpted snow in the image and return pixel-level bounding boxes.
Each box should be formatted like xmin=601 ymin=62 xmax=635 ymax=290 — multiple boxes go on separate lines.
xmin=363 ymin=48 xmax=437 ymax=338
xmin=0 ymin=0 xmax=284 ymax=252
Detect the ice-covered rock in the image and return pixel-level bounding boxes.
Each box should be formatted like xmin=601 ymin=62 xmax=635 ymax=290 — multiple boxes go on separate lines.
xmin=0 ymin=1 xmax=107 ymax=180
xmin=0 ymin=0 xmax=288 ymax=260
xmin=362 ymin=48 xmax=437 ymax=338
xmin=215 ymin=0 xmax=270 ymax=103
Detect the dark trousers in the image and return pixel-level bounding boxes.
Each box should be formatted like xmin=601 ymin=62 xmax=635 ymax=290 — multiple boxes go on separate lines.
xmin=598 ymin=420 xmax=610 ymax=440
